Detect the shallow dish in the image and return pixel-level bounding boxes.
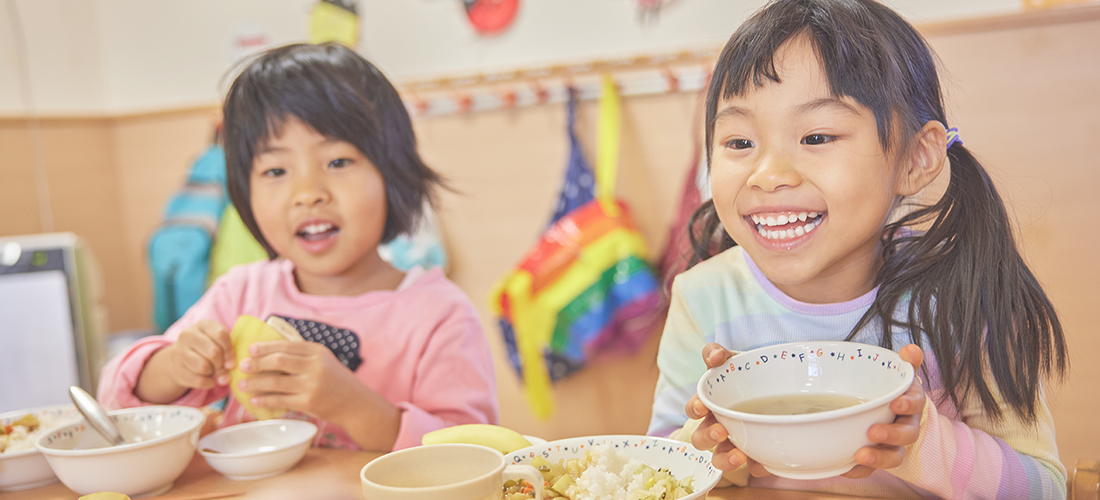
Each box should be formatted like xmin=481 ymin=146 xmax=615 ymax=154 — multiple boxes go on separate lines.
xmin=697 ymin=341 xmax=914 ymax=479
xmin=508 ymin=435 xmax=721 ymax=500
xmin=198 ymin=419 xmax=317 ymax=480
xmin=0 ymin=404 xmax=82 ymax=492
xmin=35 ymin=405 xmax=206 ymax=497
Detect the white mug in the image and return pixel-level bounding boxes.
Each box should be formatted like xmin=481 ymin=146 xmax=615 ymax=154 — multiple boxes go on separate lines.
xmin=361 ymin=444 xmax=544 ymax=500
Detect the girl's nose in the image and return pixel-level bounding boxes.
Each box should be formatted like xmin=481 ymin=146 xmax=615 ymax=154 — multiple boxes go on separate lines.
xmin=747 ymin=150 xmax=801 ymax=191
xmin=291 ymin=173 xmax=331 ymax=207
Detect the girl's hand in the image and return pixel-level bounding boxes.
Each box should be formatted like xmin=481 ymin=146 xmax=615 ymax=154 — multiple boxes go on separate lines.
xmin=161 ymin=319 xmax=235 ymax=389
xmin=686 ymin=343 xmax=761 ymax=473
xmin=238 ymin=340 xmax=401 ymax=451
xmin=136 ymin=319 xmax=234 ymax=404
xmin=238 ymin=340 xmax=363 ymax=420
xmin=842 ymin=343 xmax=926 ymax=479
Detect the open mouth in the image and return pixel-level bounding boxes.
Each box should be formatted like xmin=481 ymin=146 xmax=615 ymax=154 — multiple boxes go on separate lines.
xmin=296 ymin=222 xmax=340 ymax=241
xmin=750 ymin=212 xmax=824 ymax=240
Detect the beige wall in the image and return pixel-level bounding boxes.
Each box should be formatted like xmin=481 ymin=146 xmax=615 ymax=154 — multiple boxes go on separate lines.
xmin=1 ymin=7 xmax=1096 ymax=473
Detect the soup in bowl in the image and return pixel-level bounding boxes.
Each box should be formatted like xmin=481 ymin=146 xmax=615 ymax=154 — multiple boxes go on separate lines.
xmin=696 ymin=341 xmax=914 ymax=479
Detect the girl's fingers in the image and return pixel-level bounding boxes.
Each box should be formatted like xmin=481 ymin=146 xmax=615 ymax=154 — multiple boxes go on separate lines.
xmin=238 ymin=371 xmax=293 ymax=396
xmin=685 ymin=395 xmax=710 ymax=420
xmin=690 ymin=415 xmax=728 ymax=452
xmin=841 ymin=464 xmax=875 ymax=479
xmin=195 ymin=320 xmax=235 ymax=370
xmin=711 ymin=439 xmax=747 ymax=471
xmin=898 ymin=344 xmax=924 ymax=369
xmin=747 ymin=459 xmax=773 ymax=478
xmin=855 ymin=443 xmax=906 ymax=471
xmin=702 ymin=343 xmax=734 ymax=368
xmin=868 ymin=414 xmax=921 ymax=447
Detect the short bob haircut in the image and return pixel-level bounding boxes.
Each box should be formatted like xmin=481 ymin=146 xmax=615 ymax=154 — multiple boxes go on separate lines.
xmin=222 ymin=43 xmax=442 ymax=259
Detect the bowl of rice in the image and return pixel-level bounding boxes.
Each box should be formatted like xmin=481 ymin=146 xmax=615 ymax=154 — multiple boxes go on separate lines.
xmin=506 ymin=435 xmax=721 ymax=500
xmin=0 ymin=404 xmax=82 ymax=492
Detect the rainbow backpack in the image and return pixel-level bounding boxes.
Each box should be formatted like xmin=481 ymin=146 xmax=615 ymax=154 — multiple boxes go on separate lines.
xmin=491 ymin=76 xmax=661 ymax=419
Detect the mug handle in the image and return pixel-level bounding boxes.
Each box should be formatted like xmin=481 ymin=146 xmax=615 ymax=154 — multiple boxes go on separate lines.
xmin=503 ymin=464 xmax=545 ymax=500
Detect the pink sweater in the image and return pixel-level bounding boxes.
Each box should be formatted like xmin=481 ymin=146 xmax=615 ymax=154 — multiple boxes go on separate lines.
xmin=98 ymin=260 xmax=498 ymax=451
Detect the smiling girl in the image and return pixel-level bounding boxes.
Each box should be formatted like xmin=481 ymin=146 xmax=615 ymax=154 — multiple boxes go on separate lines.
xmin=99 ymin=43 xmax=498 ymax=452
xmin=648 ymin=0 xmax=1068 ymax=498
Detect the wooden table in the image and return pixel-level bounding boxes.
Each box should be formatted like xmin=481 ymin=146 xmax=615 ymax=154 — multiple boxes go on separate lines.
xmin=7 ymin=448 xmax=870 ymax=500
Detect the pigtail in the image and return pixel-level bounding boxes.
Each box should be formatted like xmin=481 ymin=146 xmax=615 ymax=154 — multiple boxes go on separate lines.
xmin=855 ymin=143 xmax=1068 ymax=421
xmin=686 ymin=199 xmax=736 ymax=269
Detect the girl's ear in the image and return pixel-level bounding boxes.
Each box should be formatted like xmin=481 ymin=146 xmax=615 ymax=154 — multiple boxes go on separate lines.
xmin=897 ymin=121 xmax=949 ymax=197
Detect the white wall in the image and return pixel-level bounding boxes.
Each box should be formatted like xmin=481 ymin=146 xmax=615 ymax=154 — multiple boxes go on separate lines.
xmin=0 ymin=0 xmax=1021 ymax=116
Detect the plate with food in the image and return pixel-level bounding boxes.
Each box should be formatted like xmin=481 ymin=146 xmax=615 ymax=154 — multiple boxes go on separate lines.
xmin=506 ymin=435 xmax=721 ymax=500
xmin=0 ymin=404 xmax=82 ymax=491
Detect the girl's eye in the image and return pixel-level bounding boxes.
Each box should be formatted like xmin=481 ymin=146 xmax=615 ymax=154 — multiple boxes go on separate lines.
xmin=802 ymin=134 xmax=835 ymax=145
xmin=261 ymin=167 xmax=286 ymax=177
xmin=726 ymin=139 xmax=754 ymax=150
xmin=328 ymin=158 xmax=350 ymax=168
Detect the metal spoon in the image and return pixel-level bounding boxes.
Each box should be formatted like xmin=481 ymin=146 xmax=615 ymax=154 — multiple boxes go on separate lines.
xmin=69 ymin=386 xmax=126 ymax=446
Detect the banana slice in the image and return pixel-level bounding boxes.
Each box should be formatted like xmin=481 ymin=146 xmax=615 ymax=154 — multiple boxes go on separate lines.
xmin=78 ymin=493 xmax=131 ymax=500
xmin=422 ymin=424 xmax=532 ymax=455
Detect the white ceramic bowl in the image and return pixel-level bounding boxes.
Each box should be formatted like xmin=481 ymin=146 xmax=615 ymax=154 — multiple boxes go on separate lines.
xmin=35 ymin=405 xmax=206 ymax=497
xmin=0 ymin=404 xmax=82 ymax=492
xmin=697 ymin=341 xmax=914 ymax=479
xmin=508 ymin=435 xmax=721 ymax=500
xmin=198 ymin=419 xmax=317 ymax=480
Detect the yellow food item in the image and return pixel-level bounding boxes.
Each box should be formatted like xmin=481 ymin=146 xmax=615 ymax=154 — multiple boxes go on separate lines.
xmin=228 ymin=315 xmax=299 ymax=420
xmin=78 ymin=493 xmax=131 ymax=500
xmin=421 ymin=424 xmax=532 ymax=454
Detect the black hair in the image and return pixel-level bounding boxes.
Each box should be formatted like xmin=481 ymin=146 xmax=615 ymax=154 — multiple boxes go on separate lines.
xmin=222 ymin=42 xmax=442 ymax=259
xmin=689 ymin=0 xmax=1066 ymax=421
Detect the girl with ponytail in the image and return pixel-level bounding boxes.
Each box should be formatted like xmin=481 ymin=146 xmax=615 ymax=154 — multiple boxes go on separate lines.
xmin=648 ymin=1 xmax=1068 ymax=498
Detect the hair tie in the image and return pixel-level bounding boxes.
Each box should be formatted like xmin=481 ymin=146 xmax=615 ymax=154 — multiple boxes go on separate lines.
xmin=946 ymin=127 xmax=963 ymax=150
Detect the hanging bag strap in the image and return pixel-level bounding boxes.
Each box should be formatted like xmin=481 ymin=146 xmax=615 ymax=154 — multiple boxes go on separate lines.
xmin=596 ymin=75 xmax=622 ymax=216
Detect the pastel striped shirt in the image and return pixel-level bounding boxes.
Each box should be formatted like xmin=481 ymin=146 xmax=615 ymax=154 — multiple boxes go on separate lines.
xmin=647 ymin=247 xmax=1065 ymax=499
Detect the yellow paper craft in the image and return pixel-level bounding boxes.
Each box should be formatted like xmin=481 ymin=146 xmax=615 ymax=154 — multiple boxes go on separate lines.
xmin=228 ymin=315 xmax=299 ymax=420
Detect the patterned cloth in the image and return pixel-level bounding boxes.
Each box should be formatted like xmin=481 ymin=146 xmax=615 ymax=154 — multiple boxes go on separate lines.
xmin=649 ymin=246 xmax=1066 ymax=499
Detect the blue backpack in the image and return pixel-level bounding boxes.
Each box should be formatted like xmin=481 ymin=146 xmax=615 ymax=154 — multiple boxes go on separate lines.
xmin=148 ymin=145 xmax=229 ymax=333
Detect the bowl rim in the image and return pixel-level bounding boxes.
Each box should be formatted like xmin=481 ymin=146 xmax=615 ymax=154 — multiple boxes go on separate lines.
xmin=198 ymin=419 xmax=318 ymax=459
xmin=0 ymin=404 xmax=82 ymax=460
xmin=34 ymin=405 xmax=207 ymax=456
xmin=697 ymin=341 xmax=915 ymax=424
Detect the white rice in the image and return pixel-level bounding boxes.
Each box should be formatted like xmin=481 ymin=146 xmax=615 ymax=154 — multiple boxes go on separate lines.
xmin=572 ymin=445 xmax=654 ymax=500
xmin=0 ymin=413 xmax=58 ymax=454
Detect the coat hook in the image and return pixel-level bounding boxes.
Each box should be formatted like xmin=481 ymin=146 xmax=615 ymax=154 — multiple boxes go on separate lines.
xmin=453 ymin=92 xmax=473 ymax=114
xmin=663 ymin=66 xmax=680 ymax=93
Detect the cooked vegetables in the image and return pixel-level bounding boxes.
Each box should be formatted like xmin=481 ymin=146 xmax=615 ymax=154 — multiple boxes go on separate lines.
xmin=502 ymin=446 xmax=695 ymax=500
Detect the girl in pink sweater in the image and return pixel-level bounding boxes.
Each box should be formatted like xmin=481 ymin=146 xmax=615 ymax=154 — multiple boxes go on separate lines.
xmin=99 ymin=43 xmax=498 ymax=452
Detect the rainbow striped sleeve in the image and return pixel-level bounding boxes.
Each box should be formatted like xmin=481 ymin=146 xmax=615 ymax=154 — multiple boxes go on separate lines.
xmin=890 ymin=375 xmax=1066 ymax=499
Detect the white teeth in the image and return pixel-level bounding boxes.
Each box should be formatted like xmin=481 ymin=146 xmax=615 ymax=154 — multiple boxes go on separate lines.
xmin=786 ymin=229 xmax=796 ymax=238
xmin=809 ymin=212 xmax=818 ymax=218
xmin=751 ymin=215 xmax=760 ymax=224
xmin=777 ymin=215 xmax=789 ymax=225
xmin=798 ymin=212 xmax=808 ymax=222
xmin=758 ymin=226 xmax=767 ymax=236
xmin=795 ymin=225 xmax=805 ymax=236
xmin=301 ymin=223 xmax=333 ymax=235
xmin=766 ymin=217 xmax=777 ymax=226
xmin=805 ymin=222 xmax=815 ymax=232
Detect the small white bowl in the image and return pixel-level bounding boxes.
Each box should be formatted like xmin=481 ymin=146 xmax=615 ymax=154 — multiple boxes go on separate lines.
xmin=198 ymin=419 xmax=317 ymax=480
xmin=508 ymin=435 xmax=722 ymax=500
xmin=697 ymin=341 xmax=914 ymax=479
xmin=0 ymin=404 xmax=82 ymax=492
xmin=35 ymin=405 xmax=206 ymax=497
